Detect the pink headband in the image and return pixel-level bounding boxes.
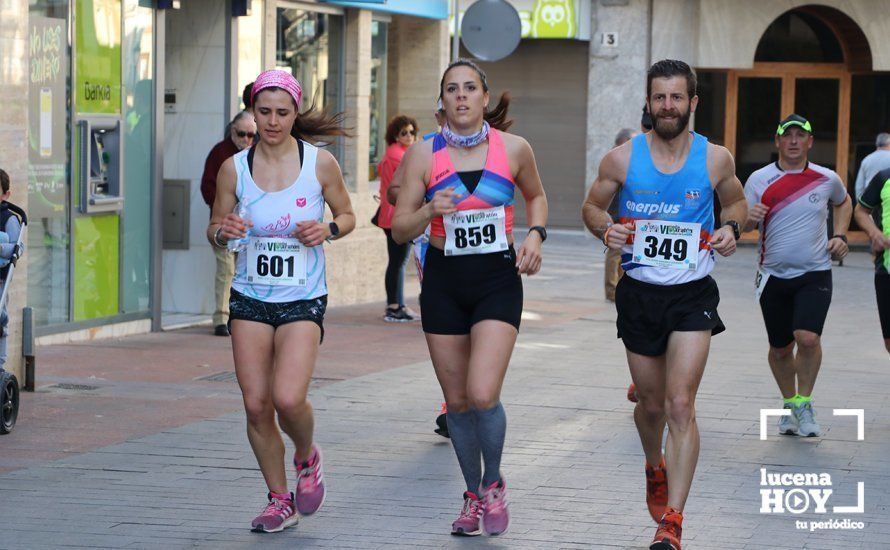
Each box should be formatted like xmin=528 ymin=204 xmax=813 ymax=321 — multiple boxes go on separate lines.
xmin=251 ymin=70 xmax=303 ymax=109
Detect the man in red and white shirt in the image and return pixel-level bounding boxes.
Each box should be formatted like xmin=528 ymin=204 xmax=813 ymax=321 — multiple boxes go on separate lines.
xmin=742 ymin=114 xmax=851 ymax=437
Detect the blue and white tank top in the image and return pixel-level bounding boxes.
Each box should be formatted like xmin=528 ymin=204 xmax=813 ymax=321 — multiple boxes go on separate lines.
xmin=231 ymin=141 xmax=327 ymax=302
xmin=618 ymin=132 xmax=715 ymax=285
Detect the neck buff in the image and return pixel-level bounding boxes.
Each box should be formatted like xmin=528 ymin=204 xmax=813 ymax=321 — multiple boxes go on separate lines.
xmin=442 ymin=121 xmax=490 ymax=148
xmin=251 ymin=70 xmax=303 ymax=109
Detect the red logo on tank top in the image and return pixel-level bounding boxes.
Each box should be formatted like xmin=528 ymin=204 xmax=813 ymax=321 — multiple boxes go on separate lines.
xmin=296 ymin=198 xmax=307 ymax=208
xmin=262 ymin=213 xmax=291 ymax=232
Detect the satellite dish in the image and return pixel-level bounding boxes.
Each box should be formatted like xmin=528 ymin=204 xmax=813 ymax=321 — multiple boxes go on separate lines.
xmin=460 ymin=0 xmax=522 ymax=62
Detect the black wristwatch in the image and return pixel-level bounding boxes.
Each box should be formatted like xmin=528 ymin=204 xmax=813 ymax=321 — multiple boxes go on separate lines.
xmin=326 ymin=222 xmax=340 ymax=242
xmin=723 ymin=220 xmax=741 ymax=240
xmin=529 ymin=226 xmax=547 ymax=242
xmin=831 ymin=234 xmax=848 ymax=243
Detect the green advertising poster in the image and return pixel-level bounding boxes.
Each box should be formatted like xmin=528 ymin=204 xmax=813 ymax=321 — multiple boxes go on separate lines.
xmin=74 ymin=215 xmax=120 ymax=321
xmin=75 ymin=0 xmax=122 ymax=114
xmin=531 ymin=0 xmax=576 ymax=39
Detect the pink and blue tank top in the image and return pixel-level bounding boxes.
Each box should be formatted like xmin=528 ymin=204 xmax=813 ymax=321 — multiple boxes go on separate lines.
xmin=425 ymin=128 xmax=516 ymax=239
xmin=618 ymin=132 xmax=715 ymax=285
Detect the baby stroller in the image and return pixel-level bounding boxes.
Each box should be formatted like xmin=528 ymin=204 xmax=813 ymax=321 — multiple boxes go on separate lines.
xmin=0 ymin=202 xmax=26 ymax=434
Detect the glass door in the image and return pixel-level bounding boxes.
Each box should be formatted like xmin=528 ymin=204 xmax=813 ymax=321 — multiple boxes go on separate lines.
xmin=735 ymin=77 xmax=782 ymax=184
xmin=794 ymin=77 xmax=840 ymax=172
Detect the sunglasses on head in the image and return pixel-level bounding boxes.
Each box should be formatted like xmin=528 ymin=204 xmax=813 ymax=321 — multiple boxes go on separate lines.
xmin=235 ymin=130 xmax=256 ymax=139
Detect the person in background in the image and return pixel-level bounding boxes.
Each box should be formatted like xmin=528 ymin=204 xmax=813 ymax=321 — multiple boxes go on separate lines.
xmin=626 ymin=106 xmax=654 ymax=404
xmin=201 ymin=111 xmax=257 ymax=336
xmin=377 ymin=115 xmax=421 ymax=323
xmin=242 ymin=82 xmax=255 ymax=113
xmin=854 ymin=132 xmax=890 ymax=199
xmin=604 ymin=128 xmax=639 ymax=302
xmin=0 ymin=169 xmax=23 ymax=370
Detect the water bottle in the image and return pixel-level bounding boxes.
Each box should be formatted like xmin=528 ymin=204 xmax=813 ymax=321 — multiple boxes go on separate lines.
xmin=227 ymin=197 xmax=251 ymax=252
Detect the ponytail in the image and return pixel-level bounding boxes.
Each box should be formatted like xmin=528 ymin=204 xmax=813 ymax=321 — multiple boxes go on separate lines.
xmin=484 ymin=92 xmax=513 ymax=132
xmin=290 ymin=99 xmax=352 ymax=144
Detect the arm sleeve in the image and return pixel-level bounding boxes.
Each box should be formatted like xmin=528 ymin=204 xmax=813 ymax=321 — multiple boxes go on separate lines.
xmin=860 ymin=169 xmax=890 ymax=209
xmin=0 ymin=216 xmax=22 ymax=259
xmin=828 ymin=172 xmax=849 ymax=205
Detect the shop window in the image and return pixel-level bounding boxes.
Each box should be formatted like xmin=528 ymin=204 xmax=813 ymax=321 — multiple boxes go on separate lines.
xmin=849 ymin=74 xmax=890 ymax=185
xmin=693 ymin=71 xmax=726 ymax=146
xmin=28 ymin=0 xmax=71 ymax=326
xmin=276 ymin=8 xmax=345 ymax=162
xmin=122 ymin=0 xmax=153 ymax=313
xmin=369 ymin=20 xmax=388 ymax=175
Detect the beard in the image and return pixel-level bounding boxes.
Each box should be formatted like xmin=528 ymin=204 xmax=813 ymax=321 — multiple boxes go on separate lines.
xmin=652 ymin=107 xmax=691 ymax=140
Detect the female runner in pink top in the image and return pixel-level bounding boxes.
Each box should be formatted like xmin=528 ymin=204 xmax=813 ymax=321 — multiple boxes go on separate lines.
xmin=392 ymin=59 xmax=548 ymax=537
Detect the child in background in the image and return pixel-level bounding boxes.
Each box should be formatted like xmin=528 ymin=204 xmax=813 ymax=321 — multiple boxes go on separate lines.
xmin=0 ymin=169 xmax=25 ymax=370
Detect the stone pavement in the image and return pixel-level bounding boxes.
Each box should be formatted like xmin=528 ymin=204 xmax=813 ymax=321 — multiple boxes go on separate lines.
xmin=0 ymin=232 xmax=888 ymax=549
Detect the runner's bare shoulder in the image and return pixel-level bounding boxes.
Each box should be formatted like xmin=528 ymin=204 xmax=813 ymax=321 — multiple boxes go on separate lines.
xmin=401 ymin=137 xmax=434 ymax=184
xmin=705 ymin=142 xmax=736 ymax=187
xmin=600 ymin=139 xmax=632 ymax=184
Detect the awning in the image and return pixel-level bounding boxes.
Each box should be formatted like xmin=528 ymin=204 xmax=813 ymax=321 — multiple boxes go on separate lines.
xmin=319 ymin=0 xmax=449 ymax=20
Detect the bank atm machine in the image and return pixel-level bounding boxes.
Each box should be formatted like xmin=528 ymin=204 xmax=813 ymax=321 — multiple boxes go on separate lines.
xmin=72 ymin=114 xmax=124 ymax=321
xmin=76 ymin=116 xmax=124 ymax=214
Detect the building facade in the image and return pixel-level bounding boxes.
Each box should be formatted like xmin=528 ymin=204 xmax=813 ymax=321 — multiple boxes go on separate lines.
xmin=0 ymin=0 xmax=449 ymax=383
xmin=2 ymin=0 xmax=889 ymax=382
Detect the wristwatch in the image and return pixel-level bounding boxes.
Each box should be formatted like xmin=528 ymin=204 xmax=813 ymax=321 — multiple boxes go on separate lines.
xmin=723 ymin=220 xmax=741 ymax=240
xmin=831 ymin=234 xmax=848 ymax=243
xmin=529 ymin=226 xmax=547 ymax=242
xmin=325 ymin=221 xmax=340 ymax=242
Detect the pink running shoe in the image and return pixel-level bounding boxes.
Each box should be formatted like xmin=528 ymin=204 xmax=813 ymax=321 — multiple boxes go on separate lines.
xmin=480 ymin=479 xmax=510 ymax=536
xmin=251 ymin=491 xmax=299 ymax=533
xmin=294 ymin=444 xmax=325 ymax=516
xmin=451 ymin=491 xmax=482 ymax=536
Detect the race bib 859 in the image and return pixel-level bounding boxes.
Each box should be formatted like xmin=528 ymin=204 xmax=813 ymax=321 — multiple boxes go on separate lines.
xmin=443 ymin=206 xmax=508 ymax=256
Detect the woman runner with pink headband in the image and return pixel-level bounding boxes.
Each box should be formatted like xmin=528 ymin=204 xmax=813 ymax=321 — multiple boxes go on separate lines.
xmin=207 ymin=69 xmax=353 ymax=533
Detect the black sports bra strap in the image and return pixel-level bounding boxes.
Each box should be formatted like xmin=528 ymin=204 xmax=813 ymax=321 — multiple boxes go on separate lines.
xmin=246 ymin=140 xmax=304 ymax=179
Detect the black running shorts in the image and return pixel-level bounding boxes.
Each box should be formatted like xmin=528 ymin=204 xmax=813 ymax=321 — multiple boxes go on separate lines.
xmin=615 ymin=275 xmax=725 ymax=357
xmin=229 ymin=289 xmax=326 ymax=341
xmin=875 ymin=273 xmax=890 ymax=339
xmin=758 ymin=269 xmax=832 ymax=348
xmin=420 ymin=246 xmax=523 ymax=335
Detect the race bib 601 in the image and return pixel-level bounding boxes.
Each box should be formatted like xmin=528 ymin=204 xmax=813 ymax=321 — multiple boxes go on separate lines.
xmin=246 ymin=237 xmax=308 ymax=286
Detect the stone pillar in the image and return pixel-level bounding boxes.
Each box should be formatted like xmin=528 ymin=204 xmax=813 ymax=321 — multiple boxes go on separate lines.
xmin=324 ymin=8 xmax=386 ymax=308
xmin=386 ymin=15 xmax=450 ymax=136
xmin=342 ymin=8 xmax=372 ymax=194
xmin=0 ymin=0 xmax=29 ymax=381
xmin=585 ymin=0 xmax=651 ymax=191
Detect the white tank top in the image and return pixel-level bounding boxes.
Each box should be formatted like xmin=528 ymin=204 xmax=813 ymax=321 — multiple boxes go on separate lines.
xmin=231 ymin=141 xmax=327 ymax=302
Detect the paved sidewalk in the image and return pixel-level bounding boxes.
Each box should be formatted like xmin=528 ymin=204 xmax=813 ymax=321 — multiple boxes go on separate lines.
xmin=1 ymin=233 xmax=888 ymax=549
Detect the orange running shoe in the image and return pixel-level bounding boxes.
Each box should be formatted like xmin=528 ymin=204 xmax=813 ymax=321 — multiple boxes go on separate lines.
xmin=645 ymin=458 xmax=668 ymax=523
xmin=650 ymin=507 xmax=683 ymax=550
xmin=627 ymin=383 xmax=639 ymax=403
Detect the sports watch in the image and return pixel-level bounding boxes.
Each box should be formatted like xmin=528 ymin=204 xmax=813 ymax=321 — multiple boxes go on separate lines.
xmin=723 ymin=220 xmax=741 ymax=240
xmin=529 ymin=226 xmax=547 ymax=242
xmin=326 ymin=221 xmax=340 ymax=242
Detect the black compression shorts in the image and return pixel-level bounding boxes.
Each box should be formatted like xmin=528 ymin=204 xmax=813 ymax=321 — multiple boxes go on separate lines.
xmin=875 ymin=273 xmax=890 ymax=340
xmin=420 ymin=246 xmax=522 ymax=335
xmin=758 ymin=269 xmax=832 ymax=348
